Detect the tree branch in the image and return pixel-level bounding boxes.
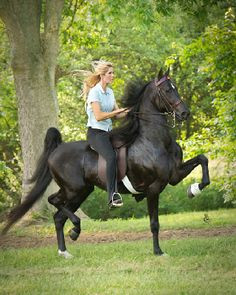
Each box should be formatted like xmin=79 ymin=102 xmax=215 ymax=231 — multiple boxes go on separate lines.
xmin=64 ymin=0 xmax=78 ymax=31
xmin=61 ymin=0 xmax=85 ymax=35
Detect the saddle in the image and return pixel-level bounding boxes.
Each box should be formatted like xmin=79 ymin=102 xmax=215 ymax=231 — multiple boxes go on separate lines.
xmin=89 ymin=139 xmax=146 ymax=202
xmin=91 ymin=139 xmax=127 ymax=185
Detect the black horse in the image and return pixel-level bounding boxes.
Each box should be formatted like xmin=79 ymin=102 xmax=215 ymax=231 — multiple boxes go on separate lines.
xmin=2 ymin=69 xmax=210 ymax=258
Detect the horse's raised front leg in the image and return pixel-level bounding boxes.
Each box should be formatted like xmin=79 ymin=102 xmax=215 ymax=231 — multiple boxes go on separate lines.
xmin=147 ymin=194 xmax=164 ymax=256
xmin=170 ymin=154 xmax=210 ymax=198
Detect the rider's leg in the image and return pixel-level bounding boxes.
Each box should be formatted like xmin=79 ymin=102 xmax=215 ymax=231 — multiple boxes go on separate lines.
xmin=87 ymin=128 xmax=123 ymax=207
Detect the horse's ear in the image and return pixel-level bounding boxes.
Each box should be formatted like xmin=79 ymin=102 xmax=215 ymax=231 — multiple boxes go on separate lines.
xmin=165 ymin=67 xmax=170 ymax=77
xmin=157 ymin=68 xmax=163 ymax=80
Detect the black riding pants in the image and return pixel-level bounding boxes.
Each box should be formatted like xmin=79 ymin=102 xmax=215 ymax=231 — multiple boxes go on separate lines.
xmin=87 ymin=128 xmax=117 ymax=201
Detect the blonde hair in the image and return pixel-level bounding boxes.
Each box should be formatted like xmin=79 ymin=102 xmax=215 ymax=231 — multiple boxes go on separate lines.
xmin=83 ymin=60 xmax=113 ymax=100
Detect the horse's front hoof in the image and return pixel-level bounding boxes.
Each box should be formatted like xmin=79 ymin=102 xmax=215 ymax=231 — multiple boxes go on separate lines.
xmin=187 ymin=183 xmax=201 ymax=198
xmin=69 ymin=227 xmax=80 ymax=241
xmin=154 ymin=249 xmax=166 ymax=256
xmin=187 ymin=186 xmax=194 ymax=198
xmin=160 ymin=253 xmax=169 ymax=257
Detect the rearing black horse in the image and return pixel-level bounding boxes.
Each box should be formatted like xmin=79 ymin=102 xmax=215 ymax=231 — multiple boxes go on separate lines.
xmin=2 ymin=69 xmax=210 ymax=258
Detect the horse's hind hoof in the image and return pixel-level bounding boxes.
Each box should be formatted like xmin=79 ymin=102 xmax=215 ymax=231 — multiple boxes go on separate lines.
xmin=69 ymin=227 xmax=80 ymax=241
xmin=58 ymin=250 xmax=73 ymax=259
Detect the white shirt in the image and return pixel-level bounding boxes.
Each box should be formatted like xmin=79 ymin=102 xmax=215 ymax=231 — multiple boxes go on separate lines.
xmin=86 ymin=83 xmax=115 ymax=131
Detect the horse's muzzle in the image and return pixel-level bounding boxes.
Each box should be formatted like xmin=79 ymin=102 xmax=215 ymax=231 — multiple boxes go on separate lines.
xmin=181 ymin=111 xmax=190 ymax=120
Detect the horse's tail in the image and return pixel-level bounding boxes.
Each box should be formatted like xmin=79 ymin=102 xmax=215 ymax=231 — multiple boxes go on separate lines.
xmin=1 ymin=127 xmax=62 ymax=235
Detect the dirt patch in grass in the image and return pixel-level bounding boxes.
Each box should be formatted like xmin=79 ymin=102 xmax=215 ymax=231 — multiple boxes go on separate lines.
xmin=0 ymin=226 xmax=235 ymax=249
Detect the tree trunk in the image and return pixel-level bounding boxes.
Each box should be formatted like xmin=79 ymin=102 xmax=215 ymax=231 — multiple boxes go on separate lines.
xmin=0 ymin=0 xmax=64 ymax=204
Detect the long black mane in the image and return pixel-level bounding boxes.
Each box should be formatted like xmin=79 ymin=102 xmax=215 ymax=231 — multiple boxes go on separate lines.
xmin=110 ymin=79 xmax=150 ymax=146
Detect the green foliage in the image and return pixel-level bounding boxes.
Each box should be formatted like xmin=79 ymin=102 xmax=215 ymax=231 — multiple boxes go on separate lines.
xmin=57 ymin=1 xmax=207 ymax=141
xmin=57 ymin=79 xmax=87 ymax=141
xmin=1 ymin=2 xmax=235 ymax=215
xmin=0 ymin=25 xmax=22 ymax=214
xmin=0 ymin=157 xmax=22 ymax=213
xmin=81 ymin=189 xmax=147 ymax=221
xmin=81 ymin=180 xmax=232 ymax=220
xmin=166 ymin=8 xmax=236 ymax=203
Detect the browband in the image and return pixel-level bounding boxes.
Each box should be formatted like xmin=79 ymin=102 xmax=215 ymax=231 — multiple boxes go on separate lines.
xmin=155 ymin=76 xmax=170 ymax=87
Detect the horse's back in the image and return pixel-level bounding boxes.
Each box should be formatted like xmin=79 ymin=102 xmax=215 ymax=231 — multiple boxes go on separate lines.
xmin=48 ymin=140 xmax=89 ymax=175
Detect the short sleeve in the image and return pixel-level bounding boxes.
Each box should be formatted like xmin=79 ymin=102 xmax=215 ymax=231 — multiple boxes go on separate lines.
xmin=87 ymin=87 xmax=99 ymax=104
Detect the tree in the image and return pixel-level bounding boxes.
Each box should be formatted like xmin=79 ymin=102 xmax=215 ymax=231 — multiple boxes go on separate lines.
xmin=0 ymin=0 xmax=64 ymax=199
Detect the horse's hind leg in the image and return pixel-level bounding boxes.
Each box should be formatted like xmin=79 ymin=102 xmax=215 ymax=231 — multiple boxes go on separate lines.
xmin=53 ymin=209 xmax=69 ymax=255
xmin=49 ymin=189 xmax=82 ymax=235
xmin=170 ymin=154 xmax=210 ymax=197
xmin=49 ymin=186 xmax=94 ymax=257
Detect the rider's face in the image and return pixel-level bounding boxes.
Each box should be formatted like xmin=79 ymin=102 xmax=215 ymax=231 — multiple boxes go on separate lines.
xmin=101 ymin=67 xmax=114 ymax=84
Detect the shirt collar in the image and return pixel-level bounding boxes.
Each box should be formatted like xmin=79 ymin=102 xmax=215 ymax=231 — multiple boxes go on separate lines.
xmin=98 ymin=82 xmax=109 ymax=94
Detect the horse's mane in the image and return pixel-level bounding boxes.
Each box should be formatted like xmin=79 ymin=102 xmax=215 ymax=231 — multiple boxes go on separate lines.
xmin=110 ymin=79 xmax=149 ymax=146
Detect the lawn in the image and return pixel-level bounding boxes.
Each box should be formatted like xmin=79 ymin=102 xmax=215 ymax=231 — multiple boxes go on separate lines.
xmin=5 ymin=208 xmax=236 ymax=237
xmin=0 ymin=209 xmax=235 ymax=295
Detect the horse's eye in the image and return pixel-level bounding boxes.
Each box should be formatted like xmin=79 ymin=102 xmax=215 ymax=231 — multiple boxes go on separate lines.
xmin=166 ymin=88 xmax=172 ymax=93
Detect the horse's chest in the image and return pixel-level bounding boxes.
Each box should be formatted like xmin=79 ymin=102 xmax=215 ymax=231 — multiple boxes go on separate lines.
xmin=128 ymin=143 xmax=158 ymax=169
xmin=127 ymin=140 xmax=172 ymax=189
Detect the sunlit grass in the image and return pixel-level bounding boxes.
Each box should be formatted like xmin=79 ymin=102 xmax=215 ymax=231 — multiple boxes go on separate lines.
xmin=1 ymin=209 xmax=235 ymax=294
xmin=1 ymin=208 xmax=235 ymax=238
xmin=82 ymin=208 xmax=236 ymax=232
xmin=0 ymin=236 xmax=235 ymax=295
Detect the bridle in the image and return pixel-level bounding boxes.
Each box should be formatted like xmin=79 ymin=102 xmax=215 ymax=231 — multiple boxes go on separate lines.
xmin=133 ymin=76 xmax=184 ymax=128
xmin=154 ymin=76 xmax=183 ymax=112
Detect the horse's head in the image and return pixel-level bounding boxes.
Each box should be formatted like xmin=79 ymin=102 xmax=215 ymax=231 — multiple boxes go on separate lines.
xmin=152 ymin=68 xmax=190 ymax=121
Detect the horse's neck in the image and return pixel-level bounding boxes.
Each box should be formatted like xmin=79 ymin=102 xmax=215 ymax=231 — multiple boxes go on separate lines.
xmin=138 ymin=100 xmax=172 ymax=144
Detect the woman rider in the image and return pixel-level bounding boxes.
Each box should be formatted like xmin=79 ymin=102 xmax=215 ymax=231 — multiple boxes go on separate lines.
xmin=83 ymin=60 xmax=128 ymax=208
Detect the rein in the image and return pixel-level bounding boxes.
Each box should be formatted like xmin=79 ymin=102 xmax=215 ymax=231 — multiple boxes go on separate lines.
xmin=133 ymin=110 xmax=177 ymax=128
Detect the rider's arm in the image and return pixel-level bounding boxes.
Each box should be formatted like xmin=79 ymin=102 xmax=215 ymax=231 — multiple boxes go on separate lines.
xmin=91 ymin=102 xmax=126 ymax=121
xmin=114 ymin=102 xmax=129 ymax=118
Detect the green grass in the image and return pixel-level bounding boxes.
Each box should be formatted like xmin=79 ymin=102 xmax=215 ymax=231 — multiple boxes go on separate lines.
xmin=7 ymin=208 xmax=236 ymax=237
xmin=0 ymin=236 xmax=235 ymax=295
xmin=0 ymin=209 xmax=235 ymax=294
xmin=82 ymin=208 xmax=236 ymax=232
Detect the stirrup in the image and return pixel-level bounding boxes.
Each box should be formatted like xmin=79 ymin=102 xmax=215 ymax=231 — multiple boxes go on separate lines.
xmin=109 ymin=193 xmax=123 ymax=209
